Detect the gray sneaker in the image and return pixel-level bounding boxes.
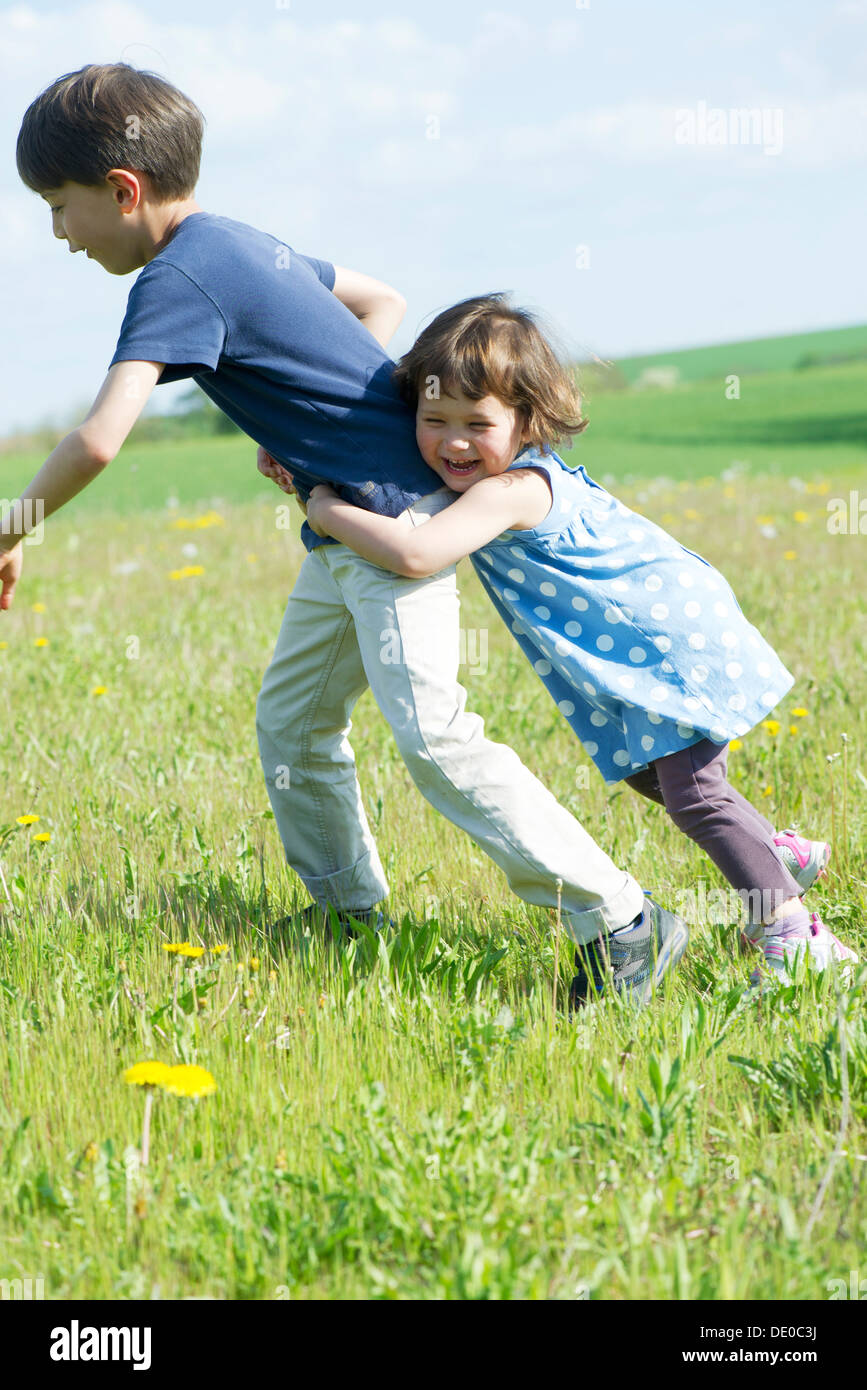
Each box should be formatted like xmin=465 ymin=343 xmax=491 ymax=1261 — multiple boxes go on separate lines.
xmin=570 ymin=894 xmax=689 ymax=1008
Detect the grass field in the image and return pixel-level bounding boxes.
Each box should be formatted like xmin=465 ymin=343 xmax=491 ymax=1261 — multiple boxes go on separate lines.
xmin=0 ymin=358 xmax=865 ymax=1300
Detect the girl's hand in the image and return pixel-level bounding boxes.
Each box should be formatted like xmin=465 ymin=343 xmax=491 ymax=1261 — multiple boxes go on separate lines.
xmin=0 ymin=542 xmax=23 ymax=612
xmin=307 ymin=483 xmax=339 ymax=538
xmin=256 ymin=447 xmax=297 ymax=495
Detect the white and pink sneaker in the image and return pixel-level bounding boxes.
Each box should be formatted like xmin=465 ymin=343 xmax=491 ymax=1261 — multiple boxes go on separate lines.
xmin=750 ymin=912 xmax=859 ymax=988
xmin=773 ymin=827 xmax=831 ymax=892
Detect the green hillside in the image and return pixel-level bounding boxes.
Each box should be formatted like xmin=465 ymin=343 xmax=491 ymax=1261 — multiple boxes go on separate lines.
xmin=609 ymin=323 xmax=867 ymax=386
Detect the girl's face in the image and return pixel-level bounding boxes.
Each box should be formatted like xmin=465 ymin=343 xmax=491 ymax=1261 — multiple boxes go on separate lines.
xmin=415 ymin=387 xmax=531 ymax=493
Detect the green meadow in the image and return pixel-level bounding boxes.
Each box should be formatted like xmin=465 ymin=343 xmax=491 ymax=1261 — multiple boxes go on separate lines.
xmin=0 ymin=353 xmax=865 ymax=1300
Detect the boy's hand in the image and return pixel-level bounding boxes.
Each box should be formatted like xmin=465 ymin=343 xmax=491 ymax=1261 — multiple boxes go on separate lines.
xmin=0 ymin=543 xmax=23 ymax=611
xmin=307 ymin=483 xmax=340 ymax=538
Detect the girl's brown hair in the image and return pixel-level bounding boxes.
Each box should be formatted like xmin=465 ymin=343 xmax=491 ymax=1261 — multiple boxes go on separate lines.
xmin=393 ymin=293 xmax=588 ymax=451
xmin=17 ymin=63 xmax=204 ymax=202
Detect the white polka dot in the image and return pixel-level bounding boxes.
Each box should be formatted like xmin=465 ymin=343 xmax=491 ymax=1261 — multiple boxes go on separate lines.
xmin=571 ymin=595 xmax=589 ymax=612
xmin=534 ymin=606 xmax=551 ymax=621
xmin=534 ymin=659 xmax=552 ymax=676
xmin=734 ymin=721 xmax=750 ymax=736
xmin=558 ymin=700 xmax=575 ymax=717
xmin=621 ymin=606 xmax=634 ymax=621
xmin=565 ymin=621 xmax=582 ymax=637
xmin=613 ymin=749 xmax=630 ymax=767
xmin=677 ymin=723 xmax=695 ymax=738
xmin=539 ymin=581 xmax=557 ymax=597
xmin=587 ymin=656 xmax=603 ymax=671
xmin=714 ymin=602 xmax=729 ymax=617
xmin=654 ymin=635 xmax=672 ymax=653
xmin=618 ymin=673 xmax=636 ymax=690
xmin=507 ymin=568 xmax=525 ymax=584
xmin=728 ymin=693 xmax=746 ymax=711
xmin=678 ymin=572 xmax=694 ymax=588
xmin=628 ymin=646 xmax=647 ymax=664
xmin=649 ymin=686 xmax=668 ymax=702
xmin=725 ymin=661 xmax=742 ymax=679
xmin=661 ymin=660 xmax=675 ymax=673
xmin=684 ymin=697 xmax=702 ymax=712
xmin=590 ymin=711 xmax=608 ymax=727
xmin=596 ymin=634 xmax=614 ymax=652
xmin=710 ymin=726 xmax=728 ymax=742
xmin=511 ymin=621 xmax=524 ymax=634
xmin=684 ymin=600 xmax=701 ymax=618
xmin=644 ymin=574 xmax=663 ymax=591
xmin=583 ymin=681 xmax=596 ymax=696
xmin=628 ymin=527 xmax=645 ymax=542
xmin=503 ymin=588 xmax=519 ymax=602
xmin=554 ymin=638 xmax=571 ymax=656
xmin=478 ymin=550 xmax=492 ymax=565
xmin=647 ymin=711 xmax=663 ymax=724
xmin=721 ymin=631 xmax=738 ymax=648
xmin=690 ymin=665 xmax=709 ymax=683
xmin=760 ymin=691 xmax=778 ymax=706
xmin=584 ymin=741 xmax=598 ymax=757
xmin=604 ymin=606 xmax=621 ymax=624
xmin=639 ymin=552 xmax=658 ymax=563
xmin=509 ymin=545 xmax=526 ymax=559
xmin=611 ymin=579 xmax=630 ymax=592
xmin=757 ymin=661 xmax=771 ymax=677
xmin=641 ymin=735 xmax=655 ymax=752
xmin=650 ymin=603 xmax=669 ymax=621
xmin=688 ymin=633 xmax=706 ymax=650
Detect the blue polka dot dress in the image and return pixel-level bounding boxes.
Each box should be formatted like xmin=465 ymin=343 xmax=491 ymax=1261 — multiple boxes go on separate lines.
xmin=470 ymin=447 xmax=794 ymax=784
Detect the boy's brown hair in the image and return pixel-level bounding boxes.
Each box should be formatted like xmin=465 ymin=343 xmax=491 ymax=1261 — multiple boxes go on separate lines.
xmin=393 ymin=293 xmax=588 ymax=451
xmin=17 ymin=63 xmax=204 ymax=202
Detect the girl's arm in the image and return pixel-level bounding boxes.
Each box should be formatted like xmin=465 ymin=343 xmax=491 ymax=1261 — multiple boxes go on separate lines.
xmin=307 ymin=469 xmax=551 ymax=577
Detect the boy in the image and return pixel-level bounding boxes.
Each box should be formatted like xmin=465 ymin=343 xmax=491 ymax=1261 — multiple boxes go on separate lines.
xmin=2 ymin=62 xmax=689 ymax=1004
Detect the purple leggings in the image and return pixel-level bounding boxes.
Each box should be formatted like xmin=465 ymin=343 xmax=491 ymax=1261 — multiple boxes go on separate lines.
xmin=624 ymin=738 xmax=802 ymax=923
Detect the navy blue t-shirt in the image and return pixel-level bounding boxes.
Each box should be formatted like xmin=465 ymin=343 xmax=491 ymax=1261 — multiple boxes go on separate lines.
xmin=109 ymin=212 xmax=439 ymax=548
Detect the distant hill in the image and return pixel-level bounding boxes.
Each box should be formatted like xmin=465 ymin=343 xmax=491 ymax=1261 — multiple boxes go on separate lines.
xmin=602 ymin=323 xmax=867 ymax=388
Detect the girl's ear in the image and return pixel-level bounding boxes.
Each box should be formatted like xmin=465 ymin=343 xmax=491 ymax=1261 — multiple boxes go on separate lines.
xmin=519 ymin=410 xmax=533 ymax=445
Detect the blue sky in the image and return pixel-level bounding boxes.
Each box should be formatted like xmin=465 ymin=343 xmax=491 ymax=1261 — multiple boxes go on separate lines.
xmin=1 ymin=0 xmax=864 ymax=435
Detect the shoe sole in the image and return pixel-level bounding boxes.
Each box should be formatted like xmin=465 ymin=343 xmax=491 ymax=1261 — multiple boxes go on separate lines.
xmin=630 ymin=916 xmax=690 ymax=1006
xmin=779 ymin=841 xmax=831 ymax=892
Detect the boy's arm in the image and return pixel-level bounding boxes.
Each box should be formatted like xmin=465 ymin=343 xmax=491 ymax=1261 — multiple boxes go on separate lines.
xmin=307 ymin=470 xmax=551 ymax=578
xmin=330 ymin=266 xmax=406 ymax=348
xmin=0 ymin=361 xmax=163 ymax=606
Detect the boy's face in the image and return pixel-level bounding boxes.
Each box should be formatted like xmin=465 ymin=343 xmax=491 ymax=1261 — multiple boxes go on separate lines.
xmin=40 ymin=175 xmax=148 ymax=275
xmin=416 ymin=387 xmax=531 ymax=493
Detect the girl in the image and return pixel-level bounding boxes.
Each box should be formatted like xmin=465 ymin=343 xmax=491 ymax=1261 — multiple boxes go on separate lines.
xmin=299 ymin=293 xmax=857 ymax=993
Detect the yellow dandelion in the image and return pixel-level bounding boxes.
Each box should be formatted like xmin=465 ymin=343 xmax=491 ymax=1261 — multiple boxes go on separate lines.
xmin=793 ymin=510 xmax=809 ymax=523
xmin=756 ymin=515 xmax=775 ymax=526
xmin=729 ymin=739 xmax=743 ymax=751
xmin=168 ymin=565 xmax=205 ymax=580
xmin=236 ymin=961 xmax=245 ymax=973
xmin=84 ymin=1141 xmax=99 ymax=1162
xmin=163 ymin=1065 xmax=217 ymax=1098
xmin=31 ymin=602 xmax=46 ymax=613
xmin=789 ymin=724 xmax=799 ymax=736
xmin=16 ymin=814 xmax=39 ymax=825
xmin=723 ymin=486 xmax=737 ymax=499
xmin=783 ymin=550 xmax=797 ymax=561
xmin=209 ymin=944 xmax=230 ymax=955
xmin=683 ymin=509 xmax=701 ymax=521
xmin=246 ymin=553 xmax=258 ymax=563
xmin=33 ymin=832 xmax=51 ymax=843
xmin=268 ymin=970 xmax=277 ymax=981
xmin=816 ymin=481 xmax=830 ymax=495
xmin=660 ymin=512 xmax=678 ymax=525
xmin=762 ymin=785 xmax=774 ymax=798
xmin=791 ymin=707 xmax=808 ymax=717
xmin=761 ymin=719 xmax=781 ymax=736
xmin=274 ymin=1149 xmax=288 ymax=1171
xmin=91 ymin=686 xmax=107 ymax=697
xmin=34 ymin=637 xmax=49 ymax=648
xmin=250 ymin=957 xmax=260 ymax=972
xmin=161 ymin=942 xmax=205 ymax=958
xmin=123 ymin=1061 xmax=173 ymax=1088
xmin=0 ymin=641 xmax=8 ymax=649
xmin=318 ymin=993 xmax=327 ymax=1008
